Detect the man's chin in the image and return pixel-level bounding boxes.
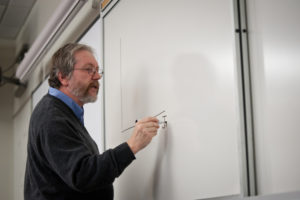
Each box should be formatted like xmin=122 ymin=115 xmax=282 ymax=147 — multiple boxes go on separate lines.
xmin=79 ymin=93 xmax=98 ymax=104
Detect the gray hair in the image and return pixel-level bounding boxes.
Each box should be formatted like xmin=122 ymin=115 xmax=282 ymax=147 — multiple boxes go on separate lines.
xmin=48 ymin=43 xmax=93 ymax=89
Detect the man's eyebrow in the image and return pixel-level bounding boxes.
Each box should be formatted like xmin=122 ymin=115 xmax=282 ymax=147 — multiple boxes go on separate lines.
xmin=84 ymin=63 xmax=99 ymax=68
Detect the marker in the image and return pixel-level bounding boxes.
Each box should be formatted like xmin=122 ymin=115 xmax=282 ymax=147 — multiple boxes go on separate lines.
xmin=153 ymin=110 xmax=165 ymax=117
xmin=121 ymin=110 xmax=166 ymax=133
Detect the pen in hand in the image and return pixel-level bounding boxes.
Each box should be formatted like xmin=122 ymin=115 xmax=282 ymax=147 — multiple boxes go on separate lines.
xmin=121 ymin=110 xmax=166 ymax=133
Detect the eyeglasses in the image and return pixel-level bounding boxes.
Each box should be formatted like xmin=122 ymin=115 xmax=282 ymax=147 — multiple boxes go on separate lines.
xmin=73 ymin=67 xmax=104 ymax=76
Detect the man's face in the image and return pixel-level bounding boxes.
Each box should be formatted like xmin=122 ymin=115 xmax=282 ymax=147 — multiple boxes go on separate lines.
xmin=67 ymin=50 xmax=102 ymax=105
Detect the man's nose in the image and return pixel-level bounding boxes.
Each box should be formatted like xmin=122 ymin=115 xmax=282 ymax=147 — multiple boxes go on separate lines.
xmin=93 ymin=72 xmax=102 ymax=80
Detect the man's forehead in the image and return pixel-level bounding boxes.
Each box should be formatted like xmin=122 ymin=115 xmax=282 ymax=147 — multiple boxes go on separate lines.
xmin=74 ymin=50 xmax=97 ymax=62
xmin=74 ymin=49 xmax=94 ymax=57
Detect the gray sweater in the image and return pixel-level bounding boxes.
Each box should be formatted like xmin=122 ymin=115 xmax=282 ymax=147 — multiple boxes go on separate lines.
xmin=24 ymin=94 xmax=135 ymax=200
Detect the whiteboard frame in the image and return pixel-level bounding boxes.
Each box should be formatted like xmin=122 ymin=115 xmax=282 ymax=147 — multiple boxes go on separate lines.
xmin=100 ymin=0 xmax=121 ymax=150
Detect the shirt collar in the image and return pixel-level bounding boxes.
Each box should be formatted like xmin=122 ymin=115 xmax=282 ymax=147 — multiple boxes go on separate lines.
xmin=48 ymin=87 xmax=84 ymax=125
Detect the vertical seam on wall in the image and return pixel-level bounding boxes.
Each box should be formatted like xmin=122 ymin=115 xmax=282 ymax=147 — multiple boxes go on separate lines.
xmin=234 ymin=0 xmax=257 ymax=196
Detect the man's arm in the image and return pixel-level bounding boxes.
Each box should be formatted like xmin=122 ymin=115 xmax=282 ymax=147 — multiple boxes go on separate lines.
xmin=40 ymin=119 xmax=135 ymax=193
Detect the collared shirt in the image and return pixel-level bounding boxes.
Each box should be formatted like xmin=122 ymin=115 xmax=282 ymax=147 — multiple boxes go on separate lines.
xmin=48 ymin=87 xmax=84 ymax=125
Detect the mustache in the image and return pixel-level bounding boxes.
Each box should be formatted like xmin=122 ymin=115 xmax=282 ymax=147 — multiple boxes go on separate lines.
xmin=89 ymin=81 xmax=99 ymax=89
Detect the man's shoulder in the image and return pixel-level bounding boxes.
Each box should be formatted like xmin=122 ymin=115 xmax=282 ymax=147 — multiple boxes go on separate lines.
xmin=31 ymin=94 xmax=72 ymax=124
xmin=33 ymin=94 xmax=68 ymax=113
xmin=29 ymin=94 xmax=79 ymax=137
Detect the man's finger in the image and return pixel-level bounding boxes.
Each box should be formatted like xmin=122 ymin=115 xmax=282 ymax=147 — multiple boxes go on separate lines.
xmin=144 ymin=126 xmax=159 ymax=132
xmin=141 ymin=122 xmax=159 ymax=128
xmin=137 ymin=117 xmax=158 ymax=123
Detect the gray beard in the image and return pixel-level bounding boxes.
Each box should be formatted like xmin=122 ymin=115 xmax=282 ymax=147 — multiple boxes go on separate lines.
xmin=71 ymin=86 xmax=98 ymax=104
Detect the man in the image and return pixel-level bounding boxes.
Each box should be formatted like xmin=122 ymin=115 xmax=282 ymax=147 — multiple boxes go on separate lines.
xmin=24 ymin=43 xmax=159 ymax=199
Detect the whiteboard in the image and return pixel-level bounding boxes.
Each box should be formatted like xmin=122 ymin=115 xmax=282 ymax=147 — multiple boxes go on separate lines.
xmin=32 ymin=18 xmax=104 ymax=152
xmin=103 ymin=0 xmax=241 ymax=199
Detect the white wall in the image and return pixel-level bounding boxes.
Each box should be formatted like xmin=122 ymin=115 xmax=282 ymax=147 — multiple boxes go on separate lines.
xmin=0 ymin=85 xmax=14 ymax=200
xmin=247 ymin=0 xmax=300 ymax=195
xmin=12 ymin=100 xmax=31 ymax=200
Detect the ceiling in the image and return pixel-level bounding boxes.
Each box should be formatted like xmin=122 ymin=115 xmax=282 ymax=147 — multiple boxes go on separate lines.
xmin=0 ymin=0 xmax=36 ymax=39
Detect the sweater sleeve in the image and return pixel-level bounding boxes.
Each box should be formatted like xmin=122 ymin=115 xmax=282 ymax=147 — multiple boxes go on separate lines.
xmin=40 ymin=118 xmax=135 ymax=192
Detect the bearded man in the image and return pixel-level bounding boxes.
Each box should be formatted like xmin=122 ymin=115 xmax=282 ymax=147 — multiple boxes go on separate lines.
xmin=24 ymin=43 xmax=159 ymax=200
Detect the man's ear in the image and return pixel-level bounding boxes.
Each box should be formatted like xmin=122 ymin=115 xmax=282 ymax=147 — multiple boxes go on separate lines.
xmin=58 ymin=72 xmax=69 ymax=87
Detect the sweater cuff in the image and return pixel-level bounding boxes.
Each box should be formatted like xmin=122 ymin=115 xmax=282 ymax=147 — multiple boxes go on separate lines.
xmin=114 ymin=142 xmax=136 ymax=173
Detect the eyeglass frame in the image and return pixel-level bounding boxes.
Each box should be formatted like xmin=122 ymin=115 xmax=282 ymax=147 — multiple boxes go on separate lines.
xmin=73 ymin=66 xmax=104 ymax=77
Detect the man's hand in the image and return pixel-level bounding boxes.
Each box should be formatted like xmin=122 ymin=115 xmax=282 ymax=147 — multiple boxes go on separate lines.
xmin=127 ymin=117 xmax=159 ymax=154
